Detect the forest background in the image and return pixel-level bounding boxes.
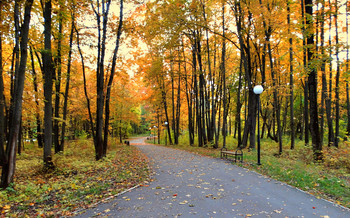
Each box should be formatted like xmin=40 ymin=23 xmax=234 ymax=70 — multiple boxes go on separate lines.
xmin=0 ymin=0 xmax=350 ymax=215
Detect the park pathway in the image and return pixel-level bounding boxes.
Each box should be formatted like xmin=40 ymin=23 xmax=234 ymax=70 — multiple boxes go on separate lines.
xmin=75 ymin=137 xmax=349 ymax=217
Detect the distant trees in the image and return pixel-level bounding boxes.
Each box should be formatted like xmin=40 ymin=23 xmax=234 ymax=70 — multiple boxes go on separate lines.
xmin=138 ymin=0 xmax=350 ymax=161
xmin=0 ymin=0 xmax=128 ymax=188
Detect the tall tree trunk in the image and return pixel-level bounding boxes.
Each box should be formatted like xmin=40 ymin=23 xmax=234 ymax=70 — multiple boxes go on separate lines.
xmin=192 ymin=40 xmax=202 ymax=147
xmin=326 ymin=0 xmax=334 ymax=146
xmin=266 ymin=34 xmax=282 ymax=154
xmin=201 ymin=0 xmax=214 ymax=143
xmin=42 ymin=0 xmax=54 ymax=168
xmin=75 ymin=27 xmax=95 ymax=142
xmin=175 ymin=49 xmax=181 ymax=145
xmin=221 ymin=0 xmax=227 ymax=148
xmin=9 ymin=1 xmax=20 ymax=122
xmin=236 ymin=58 xmax=243 ymax=147
xmin=234 ymin=0 xmax=256 ymax=149
xmin=161 ymin=78 xmax=173 ymax=145
xmin=1 ymin=0 xmax=33 ymax=188
xmin=170 ymin=52 xmax=176 ymax=143
xmin=305 ymin=0 xmax=322 ymax=160
xmin=334 ymin=0 xmax=340 ymax=148
xmin=301 ymin=0 xmax=309 ymax=145
xmin=183 ymin=38 xmax=194 ymax=145
xmin=288 ymin=1 xmax=295 ymax=150
xmin=242 ymin=90 xmax=257 ymax=149
xmin=91 ymin=0 xmax=112 ymax=160
xmin=103 ymin=0 xmax=123 ymax=155
xmin=60 ymin=8 xmax=75 ymax=149
xmin=54 ymin=3 xmax=63 ymax=153
xmin=320 ymin=0 xmax=326 ymax=146
xmin=0 ymin=1 xmax=7 ymax=166
xmin=29 ymin=46 xmax=43 ymax=148
xmin=196 ymin=37 xmax=207 ymax=146
xmin=211 ymin=38 xmax=218 ymax=148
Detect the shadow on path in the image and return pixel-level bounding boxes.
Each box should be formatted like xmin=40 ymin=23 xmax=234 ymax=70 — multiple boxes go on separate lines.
xmin=75 ymin=137 xmax=349 ymax=217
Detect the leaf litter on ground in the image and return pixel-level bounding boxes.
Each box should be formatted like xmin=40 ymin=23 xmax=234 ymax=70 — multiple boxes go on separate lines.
xmin=0 ymin=139 xmax=150 ymax=217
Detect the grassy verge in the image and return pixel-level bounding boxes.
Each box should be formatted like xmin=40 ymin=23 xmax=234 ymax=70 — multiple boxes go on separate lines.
xmin=0 ymin=138 xmax=150 ymax=217
xmin=154 ymin=135 xmax=350 ymax=209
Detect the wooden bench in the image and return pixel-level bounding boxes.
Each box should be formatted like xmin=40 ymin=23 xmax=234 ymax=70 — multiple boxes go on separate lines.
xmin=220 ymin=148 xmax=243 ymax=163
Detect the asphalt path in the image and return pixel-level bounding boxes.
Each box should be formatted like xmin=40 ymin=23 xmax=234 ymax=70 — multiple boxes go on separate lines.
xmin=75 ymin=137 xmax=349 ymax=217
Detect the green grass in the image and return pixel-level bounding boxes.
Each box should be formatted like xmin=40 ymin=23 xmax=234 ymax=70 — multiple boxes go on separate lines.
xmin=156 ymin=133 xmax=350 ymax=208
xmin=0 ymin=138 xmax=150 ymax=217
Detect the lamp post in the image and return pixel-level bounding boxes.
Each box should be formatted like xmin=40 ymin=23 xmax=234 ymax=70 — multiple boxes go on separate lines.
xmin=253 ymin=85 xmax=264 ymax=165
xmin=153 ymin=125 xmax=157 ymax=144
xmin=149 ymin=127 xmax=152 ymax=140
xmin=164 ymin=121 xmax=168 ymax=145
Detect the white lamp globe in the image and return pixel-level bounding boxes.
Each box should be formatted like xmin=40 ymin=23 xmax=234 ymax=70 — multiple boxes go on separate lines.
xmin=253 ymin=85 xmax=264 ymax=95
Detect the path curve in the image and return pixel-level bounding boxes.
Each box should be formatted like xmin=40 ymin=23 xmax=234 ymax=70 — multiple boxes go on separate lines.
xmin=75 ymin=137 xmax=349 ymax=217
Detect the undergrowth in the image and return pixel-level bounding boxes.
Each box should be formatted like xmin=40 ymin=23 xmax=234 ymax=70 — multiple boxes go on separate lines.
xmin=0 ymin=138 xmax=150 ymax=217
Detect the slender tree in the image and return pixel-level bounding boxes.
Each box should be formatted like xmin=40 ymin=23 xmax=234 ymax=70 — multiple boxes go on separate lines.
xmin=53 ymin=1 xmax=64 ymax=153
xmin=89 ymin=0 xmax=112 ymax=160
xmin=334 ymin=0 xmax=340 ymax=148
xmin=1 ymin=0 xmax=34 ymax=188
xmin=305 ymin=0 xmax=322 ymax=160
xmin=103 ymin=0 xmax=123 ymax=155
xmin=29 ymin=45 xmax=43 ymax=148
xmin=42 ymin=0 xmax=55 ymax=168
xmin=60 ymin=6 xmax=75 ymax=149
xmin=221 ymin=0 xmax=227 ymax=148
xmin=326 ymin=0 xmax=335 ymax=146
xmin=301 ymin=0 xmax=309 ymax=145
xmin=320 ymin=0 xmax=327 ymax=146
xmin=288 ymin=0 xmax=295 ymax=149
xmin=0 ymin=0 xmax=6 ymax=166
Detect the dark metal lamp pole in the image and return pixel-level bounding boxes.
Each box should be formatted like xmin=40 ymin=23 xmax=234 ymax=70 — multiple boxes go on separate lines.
xmin=253 ymin=85 xmax=264 ymax=165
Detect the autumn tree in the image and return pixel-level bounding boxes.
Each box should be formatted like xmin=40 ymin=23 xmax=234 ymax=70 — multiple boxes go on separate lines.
xmin=1 ymin=0 xmax=33 ymax=188
xmin=82 ymin=0 xmax=124 ymax=160
xmin=305 ymin=0 xmax=322 ymax=160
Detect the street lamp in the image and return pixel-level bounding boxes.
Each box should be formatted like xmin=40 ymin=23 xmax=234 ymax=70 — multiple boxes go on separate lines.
xmin=253 ymin=85 xmax=264 ymax=165
xmin=153 ymin=125 xmax=157 ymax=144
xmin=164 ymin=121 xmax=168 ymax=145
xmin=149 ymin=127 xmax=152 ymax=140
